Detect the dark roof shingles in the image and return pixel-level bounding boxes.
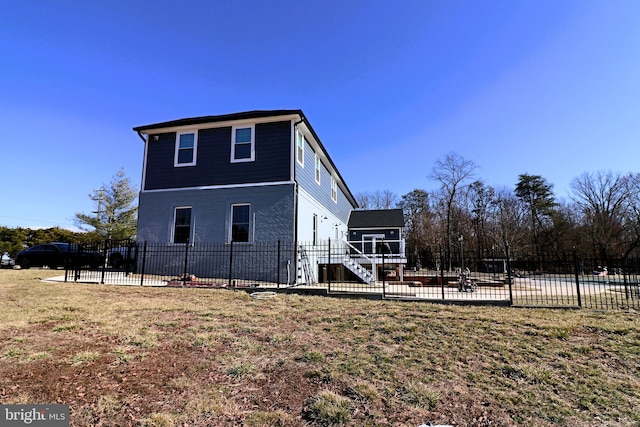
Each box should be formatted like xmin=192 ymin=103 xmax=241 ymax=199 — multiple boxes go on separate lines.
xmin=348 ymin=209 xmax=405 ymax=228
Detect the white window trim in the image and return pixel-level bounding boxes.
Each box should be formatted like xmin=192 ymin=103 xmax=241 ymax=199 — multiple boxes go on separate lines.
xmin=315 ymin=154 xmax=321 ymax=185
xmin=295 ymin=128 xmax=304 ymax=167
xmin=174 ymin=131 xmax=198 ymax=167
xmin=230 ymin=203 xmax=252 ymax=243
xmin=331 ymin=177 xmax=338 ymax=203
xmin=231 ymin=124 xmax=255 ymax=163
xmin=172 ymin=206 xmax=192 ymax=244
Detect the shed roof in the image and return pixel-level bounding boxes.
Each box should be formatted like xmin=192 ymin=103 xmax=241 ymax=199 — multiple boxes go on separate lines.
xmin=348 ymin=209 xmax=405 ymax=228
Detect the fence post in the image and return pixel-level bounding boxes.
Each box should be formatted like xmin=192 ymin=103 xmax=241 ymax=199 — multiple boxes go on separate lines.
xmin=73 ymin=243 xmax=80 ymax=282
xmin=277 ymin=240 xmax=281 ymax=289
xmin=506 ymin=244 xmax=513 ymax=305
xmin=228 ymin=240 xmax=234 ymax=288
xmin=64 ymin=241 xmax=70 ymax=283
xmin=328 ymin=238 xmax=331 ymax=292
xmin=100 ymin=240 xmax=107 ymax=285
xmin=139 ymin=241 xmax=147 ymax=286
xmin=182 ymin=239 xmax=190 ymax=287
xmin=382 ymin=246 xmax=386 ymax=297
xmin=622 ymin=255 xmax=630 ymax=302
xmin=572 ymin=247 xmax=582 ymax=308
xmin=440 ymin=245 xmax=445 ymax=300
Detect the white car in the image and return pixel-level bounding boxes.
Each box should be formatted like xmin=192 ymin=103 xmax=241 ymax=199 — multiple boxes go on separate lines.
xmin=1 ymin=252 xmax=15 ymax=268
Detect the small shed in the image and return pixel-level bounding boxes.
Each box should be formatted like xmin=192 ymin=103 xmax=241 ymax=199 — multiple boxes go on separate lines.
xmin=347 ymin=209 xmax=406 ymax=280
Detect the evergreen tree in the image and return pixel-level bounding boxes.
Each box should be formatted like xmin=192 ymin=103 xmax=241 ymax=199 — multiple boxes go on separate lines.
xmin=515 ymin=173 xmax=556 ymax=255
xmin=74 ymin=169 xmax=138 ymax=240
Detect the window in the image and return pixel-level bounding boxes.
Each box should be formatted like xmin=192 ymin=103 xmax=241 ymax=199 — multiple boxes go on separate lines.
xmin=295 ymin=128 xmax=304 ymax=166
xmin=175 ymin=132 xmax=197 ymax=166
xmin=315 ymin=154 xmax=321 ymax=184
xmin=231 ymin=125 xmax=254 ymax=162
xmin=173 ymin=207 xmax=192 ymax=244
xmin=331 ymin=177 xmax=338 ymax=202
xmin=231 ymin=204 xmax=250 ymax=242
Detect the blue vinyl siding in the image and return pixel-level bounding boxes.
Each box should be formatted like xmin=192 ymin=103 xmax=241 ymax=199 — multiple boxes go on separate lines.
xmin=295 ymin=139 xmax=354 ymax=223
xmin=348 ymin=228 xmax=403 ymax=254
xmin=144 ymin=121 xmax=291 ymax=190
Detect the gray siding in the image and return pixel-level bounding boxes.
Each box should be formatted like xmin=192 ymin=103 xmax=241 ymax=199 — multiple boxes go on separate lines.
xmin=137 ymin=184 xmax=296 ymax=243
xmin=144 ymin=121 xmax=292 ymax=190
xmin=295 ymin=139 xmax=354 ymax=223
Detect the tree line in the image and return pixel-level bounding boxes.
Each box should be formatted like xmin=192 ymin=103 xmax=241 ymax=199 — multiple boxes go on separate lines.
xmin=1 ymin=169 xmax=137 ymax=256
xmin=356 ymin=152 xmax=640 ymax=270
xmin=3 ymin=158 xmax=639 ymax=270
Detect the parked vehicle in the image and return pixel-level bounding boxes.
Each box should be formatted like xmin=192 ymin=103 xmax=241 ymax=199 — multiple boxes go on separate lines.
xmin=16 ymin=243 xmax=104 ymax=269
xmin=107 ymin=243 xmax=138 ymax=269
xmin=1 ymin=252 xmax=15 ymax=268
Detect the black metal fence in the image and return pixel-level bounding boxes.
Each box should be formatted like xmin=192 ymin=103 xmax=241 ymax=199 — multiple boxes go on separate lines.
xmin=64 ymin=240 xmax=640 ymax=311
xmin=400 ymin=246 xmax=640 ymax=310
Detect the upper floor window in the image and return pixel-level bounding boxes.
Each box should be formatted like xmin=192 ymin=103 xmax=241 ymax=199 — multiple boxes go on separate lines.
xmin=295 ymin=128 xmax=304 ymax=166
xmin=231 ymin=125 xmax=255 ymax=162
xmin=175 ymin=132 xmax=197 ymax=167
xmin=173 ymin=206 xmax=192 ymax=244
xmin=331 ymin=177 xmax=338 ymax=202
xmin=231 ymin=203 xmax=251 ymax=242
xmin=315 ymin=154 xmax=321 ymax=184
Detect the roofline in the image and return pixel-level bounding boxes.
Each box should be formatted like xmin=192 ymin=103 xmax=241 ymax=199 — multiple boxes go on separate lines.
xmin=132 ymin=109 xmax=304 ymax=132
xmin=297 ymin=114 xmax=358 ymax=209
xmin=350 ymin=208 xmax=404 ymax=213
xmin=132 ymin=109 xmax=359 ymax=208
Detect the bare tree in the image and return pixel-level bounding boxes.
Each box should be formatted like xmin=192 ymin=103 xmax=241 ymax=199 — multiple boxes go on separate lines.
xmin=545 ymin=200 xmax=581 ymax=260
xmin=354 ymin=190 xmax=398 ymax=210
xmin=379 ymin=190 xmax=399 ymax=209
xmin=355 ymin=192 xmax=371 ymax=210
xmin=429 ymin=153 xmax=477 ymax=271
xmin=570 ymin=171 xmax=636 ymax=259
xmin=399 ymin=189 xmax=436 ymax=267
xmin=623 ymin=173 xmax=640 ymax=257
xmin=489 ymin=187 xmax=528 ymax=257
xmin=469 ymin=180 xmax=495 ymax=257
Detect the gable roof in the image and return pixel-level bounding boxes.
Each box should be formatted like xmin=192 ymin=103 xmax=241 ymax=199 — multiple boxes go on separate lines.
xmin=348 ymin=209 xmax=405 ymax=228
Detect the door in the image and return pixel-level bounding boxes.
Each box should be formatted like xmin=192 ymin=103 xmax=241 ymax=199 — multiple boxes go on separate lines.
xmin=362 ymin=234 xmax=385 ymax=255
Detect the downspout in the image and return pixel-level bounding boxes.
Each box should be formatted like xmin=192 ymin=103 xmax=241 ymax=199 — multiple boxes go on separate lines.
xmin=292 ymin=119 xmax=304 ymax=285
xmin=136 ymin=131 xmax=149 ymax=236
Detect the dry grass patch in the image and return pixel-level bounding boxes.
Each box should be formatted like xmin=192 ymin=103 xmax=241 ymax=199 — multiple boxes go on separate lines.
xmin=1 ymin=269 xmax=639 ymax=426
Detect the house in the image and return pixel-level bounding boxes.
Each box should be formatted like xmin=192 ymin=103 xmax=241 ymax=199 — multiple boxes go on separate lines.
xmin=133 ymin=110 xmax=357 ymax=246
xmin=132 ymin=109 xmax=406 ymax=285
xmin=346 ymin=209 xmax=407 ymax=281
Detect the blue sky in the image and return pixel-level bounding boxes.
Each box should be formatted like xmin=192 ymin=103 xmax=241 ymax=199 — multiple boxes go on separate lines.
xmin=1 ymin=1 xmax=639 ymax=230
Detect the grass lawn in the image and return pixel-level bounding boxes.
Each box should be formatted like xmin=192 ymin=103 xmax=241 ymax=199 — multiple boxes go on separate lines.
xmin=0 ymin=269 xmax=639 ymax=426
